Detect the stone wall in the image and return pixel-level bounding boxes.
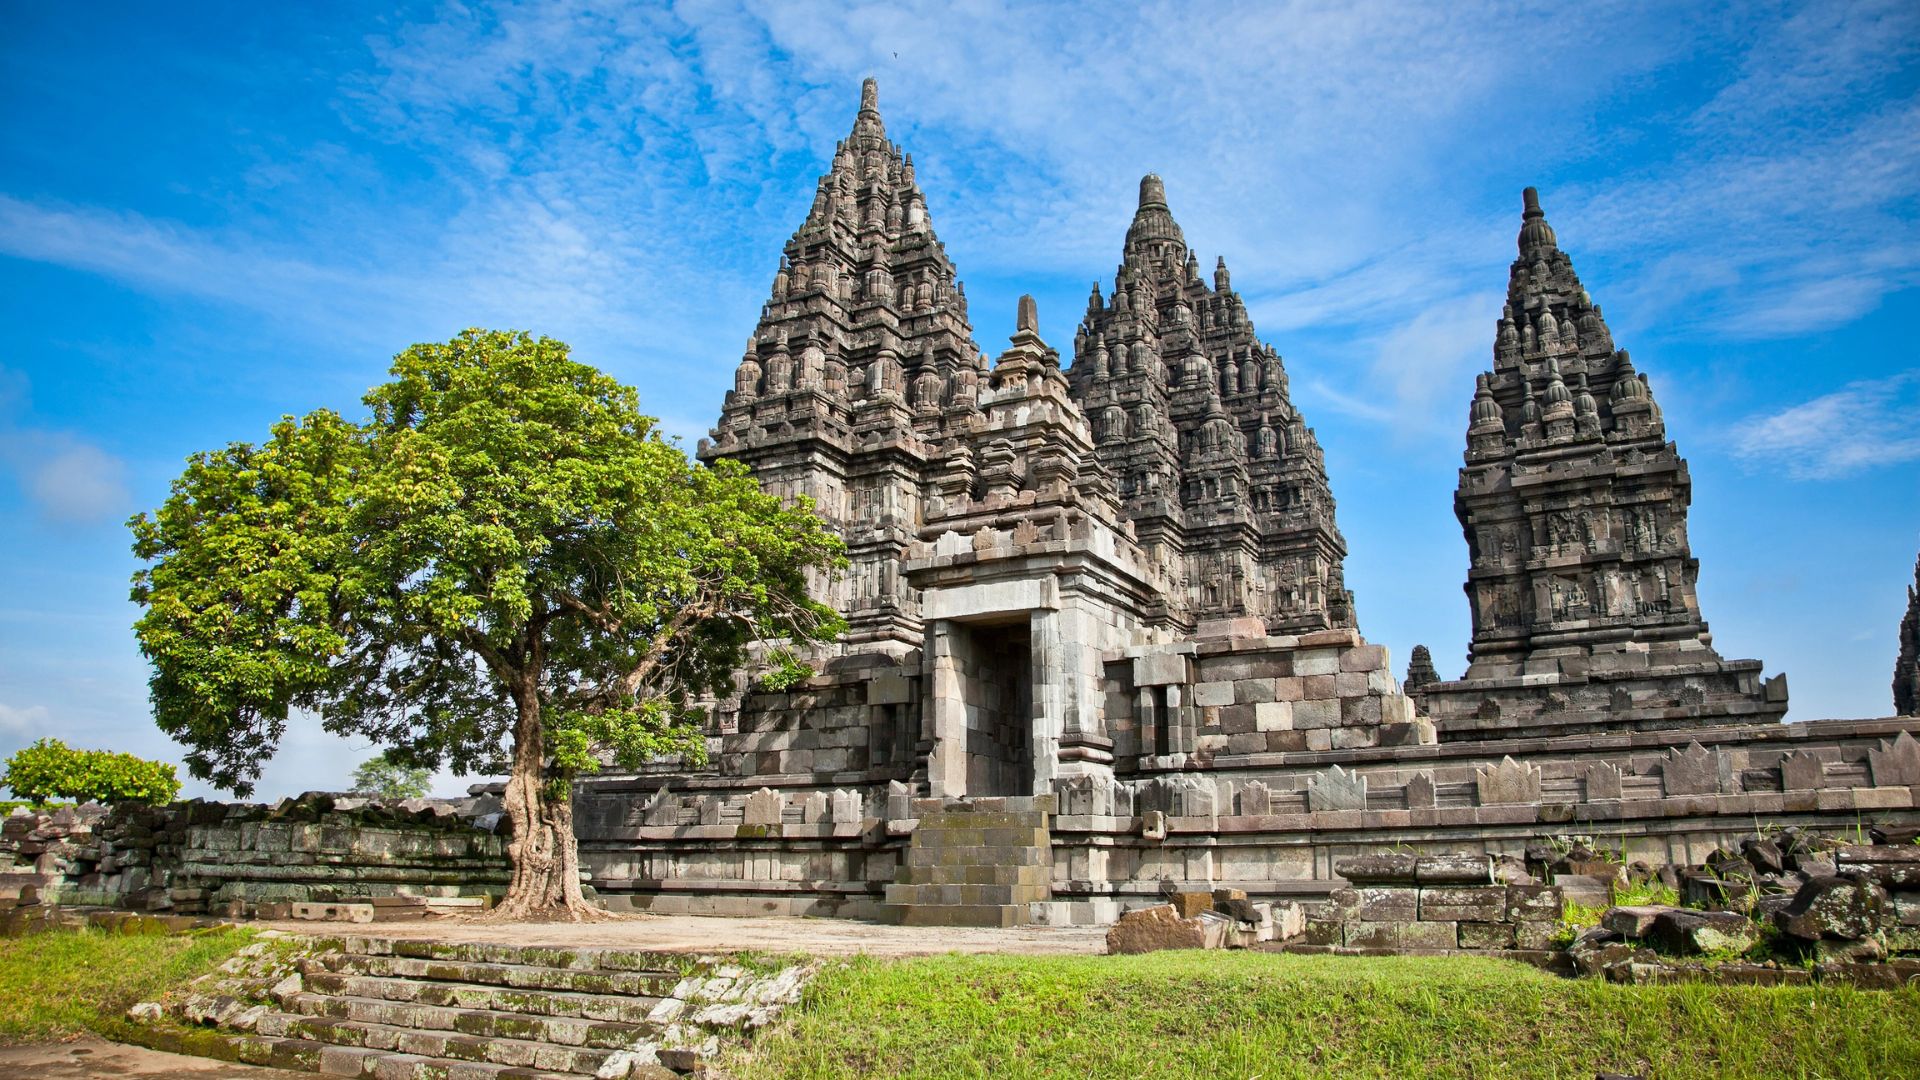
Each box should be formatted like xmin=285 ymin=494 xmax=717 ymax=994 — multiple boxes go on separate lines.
xmin=2 ymin=794 xmax=507 ymax=917
xmin=1297 ymin=854 xmax=1564 ymax=953
xmin=1038 ymin=720 xmax=1920 ymax=921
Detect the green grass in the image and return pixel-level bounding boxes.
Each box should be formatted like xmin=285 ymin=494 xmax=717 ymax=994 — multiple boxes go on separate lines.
xmin=733 ymin=951 xmax=1920 ymax=1080
xmin=0 ymin=926 xmax=256 ymax=1044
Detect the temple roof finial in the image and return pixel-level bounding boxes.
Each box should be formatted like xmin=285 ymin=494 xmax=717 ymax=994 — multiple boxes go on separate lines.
xmin=1139 ymin=174 xmax=1167 ymax=210
xmin=1519 ymin=185 xmax=1558 ymax=256
xmin=1017 ymin=294 xmax=1039 ymax=334
xmin=860 ymin=77 xmax=879 ymax=113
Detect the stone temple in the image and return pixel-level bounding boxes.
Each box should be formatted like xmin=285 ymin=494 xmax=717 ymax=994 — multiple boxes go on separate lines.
xmin=1408 ymin=187 xmax=1788 ymax=739
xmin=563 ymin=81 xmax=1920 ymax=927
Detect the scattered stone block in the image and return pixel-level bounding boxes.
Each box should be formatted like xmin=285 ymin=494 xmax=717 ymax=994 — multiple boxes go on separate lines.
xmin=1776 ymin=876 xmax=1891 ymax=941
xmin=1106 ymin=904 xmax=1206 ymax=954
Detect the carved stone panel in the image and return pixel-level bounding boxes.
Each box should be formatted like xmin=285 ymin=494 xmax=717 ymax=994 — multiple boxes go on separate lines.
xmin=1869 ymin=731 xmax=1920 ymax=787
xmin=1660 ymin=742 xmax=1723 ymax=797
xmin=1475 ymin=756 xmax=1542 ymax=805
xmin=1307 ymin=765 xmax=1367 ymax=812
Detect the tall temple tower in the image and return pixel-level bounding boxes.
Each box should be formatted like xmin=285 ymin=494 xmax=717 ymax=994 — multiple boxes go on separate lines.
xmin=1068 ymin=175 xmax=1355 ymax=633
xmin=1897 ymin=548 xmax=1920 ymax=717
xmin=700 ymin=78 xmax=989 ymax=654
xmin=1412 ymin=188 xmax=1786 ymax=738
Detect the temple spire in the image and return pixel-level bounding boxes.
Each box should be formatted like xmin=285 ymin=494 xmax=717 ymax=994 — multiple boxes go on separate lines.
xmin=1139 ymin=173 xmax=1167 ymax=209
xmin=1125 ymin=172 xmax=1185 ymax=259
xmin=1897 ymin=546 xmax=1920 ymax=716
xmin=1519 ymin=186 xmax=1558 ymax=257
xmin=851 ymin=77 xmax=886 ymax=147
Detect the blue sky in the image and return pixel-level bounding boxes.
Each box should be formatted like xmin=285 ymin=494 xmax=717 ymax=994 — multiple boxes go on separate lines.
xmin=2 ymin=1 xmax=1917 ymax=799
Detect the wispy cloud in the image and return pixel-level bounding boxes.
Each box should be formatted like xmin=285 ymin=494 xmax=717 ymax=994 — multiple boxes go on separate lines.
xmin=0 ymin=0 xmax=1913 ymax=440
xmin=1728 ymin=371 xmax=1920 ymax=479
xmin=0 ymin=369 xmax=133 ymax=527
xmin=0 ymin=702 xmax=50 ymax=737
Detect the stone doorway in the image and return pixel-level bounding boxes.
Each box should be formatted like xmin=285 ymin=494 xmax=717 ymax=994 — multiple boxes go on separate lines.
xmin=927 ymin=615 xmax=1037 ymax=798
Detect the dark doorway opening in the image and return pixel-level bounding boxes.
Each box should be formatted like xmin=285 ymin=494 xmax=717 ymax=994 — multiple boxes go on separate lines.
xmin=960 ymin=618 xmax=1033 ymax=797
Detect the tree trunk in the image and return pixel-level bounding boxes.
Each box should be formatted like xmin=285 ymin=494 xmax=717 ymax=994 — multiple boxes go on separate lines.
xmin=488 ymin=676 xmax=605 ymax=921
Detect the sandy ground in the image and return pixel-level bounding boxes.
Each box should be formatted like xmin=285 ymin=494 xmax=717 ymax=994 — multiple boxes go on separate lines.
xmin=0 ymin=1036 xmax=311 ymax=1079
xmin=253 ymin=911 xmax=1109 ymax=956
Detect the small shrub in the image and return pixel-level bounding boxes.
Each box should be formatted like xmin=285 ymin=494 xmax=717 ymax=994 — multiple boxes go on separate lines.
xmin=349 ymin=753 xmax=432 ymax=800
xmin=1611 ymin=879 xmax=1680 ymax=908
xmin=1 ymin=738 xmax=181 ymax=806
xmin=752 ymin=650 xmax=816 ymax=693
xmin=1548 ymin=901 xmax=1605 ymax=948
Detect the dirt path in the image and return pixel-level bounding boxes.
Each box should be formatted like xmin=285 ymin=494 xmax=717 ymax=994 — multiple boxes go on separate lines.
xmin=255 ymin=912 xmax=1108 ymax=956
xmin=0 ymin=1036 xmax=310 ymax=1079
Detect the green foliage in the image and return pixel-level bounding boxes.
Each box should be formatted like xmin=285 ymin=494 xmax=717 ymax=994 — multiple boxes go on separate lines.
xmin=733 ymin=951 xmax=1920 ymax=1079
xmin=752 ymin=649 xmax=817 ymax=693
xmin=1612 ymin=879 xmax=1681 ymax=908
xmin=348 ymin=752 xmax=432 ymax=800
xmin=1547 ymin=901 xmax=1606 ymax=948
xmin=0 ymin=926 xmax=255 ymax=1043
xmin=1 ymin=738 xmax=181 ymax=806
xmin=129 ymin=329 xmax=845 ymax=800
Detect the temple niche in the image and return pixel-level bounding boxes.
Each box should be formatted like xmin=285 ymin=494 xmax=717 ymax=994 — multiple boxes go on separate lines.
xmin=1409 ymin=188 xmax=1788 ymax=739
xmin=1068 ymin=175 xmax=1356 ymax=635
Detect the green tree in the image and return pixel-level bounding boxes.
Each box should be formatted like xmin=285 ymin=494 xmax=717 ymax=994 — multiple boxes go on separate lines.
xmin=129 ymin=330 xmax=844 ymax=919
xmin=349 ymin=752 xmax=433 ymax=801
xmin=2 ymin=738 xmax=182 ymax=805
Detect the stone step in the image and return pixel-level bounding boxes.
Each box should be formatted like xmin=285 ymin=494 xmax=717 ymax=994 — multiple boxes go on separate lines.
xmin=894 ymin=863 xmax=1053 ymax=886
xmin=311 ymin=953 xmax=684 ymax=998
xmin=302 ymin=970 xmax=666 ymax=1025
xmin=892 ymin=903 xmax=1031 ymax=927
xmin=131 ymin=1026 xmax=583 ymax=1079
xmin=883 ymin=883 xmax=1050 ymax=907
xmin=254 ymin=1011 xmax=622 ymax=1074
xmin=280 ymin=990 xmax=663 ymax=1048
xmin=339 ymin=937 xmax=692 ymax=974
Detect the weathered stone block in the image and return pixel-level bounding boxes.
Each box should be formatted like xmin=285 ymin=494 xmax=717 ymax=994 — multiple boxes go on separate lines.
xmin=1192 ymin=682 xmax=1236 ymax=708
xmin=1506 ymin=884 xmax=1565 ymax=923
xmin=1458 ymin=922 xmax=1516 ymax=949
xmin=1134 ymin=652 xmax=1193 ymax=688
xmin=1421 ymin=886 xmax=1505 ymax=922
xmin=1293 ymin=699 xmax=1341 ymax=730
xmin=1344 ymin=920 xmax=1456 ymax=950
xmin=1353 ymin=887 xmax=1418 ymax=921
xmin=1294 ymin=649 xmax=1340 ymax=677
xmin=1415 ymin=855 xmax=1494 ymax=885
xmin=1337 ymin=854 xmax=1419 ymax=884
xmin=1254 ymin=701 xmax=1293 ymax=731
xmin=1777 ymin=876 xmax=1891 ymax=941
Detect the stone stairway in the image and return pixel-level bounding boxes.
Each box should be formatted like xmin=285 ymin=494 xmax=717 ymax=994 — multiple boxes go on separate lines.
xmin=127 ymin=936 xmax=813 ymax=1078
xmin=884 ymin=794 xmax=1054 ymax=927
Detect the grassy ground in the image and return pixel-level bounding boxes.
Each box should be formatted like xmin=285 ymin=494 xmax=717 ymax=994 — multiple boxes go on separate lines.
xmin=733 ymin=951 xmax=1920 ymax=1080
xmin=0 ymin=926 xmax=255 ymax=1044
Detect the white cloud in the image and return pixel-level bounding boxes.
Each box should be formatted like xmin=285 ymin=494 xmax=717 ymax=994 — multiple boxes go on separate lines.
xmin=0 ymin=1 xmax=1914 ymax=438
xmin=0 ymin=702 xmax=51 ymax=736
xmin=1728 ymin=371 xmax=1920 ymax=480
xmin=1 ymin=429 xmax=132 ymax=525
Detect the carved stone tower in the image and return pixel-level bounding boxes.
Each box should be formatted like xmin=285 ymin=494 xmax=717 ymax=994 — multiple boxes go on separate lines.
xmin=1897 ymin=549 xmax=1920 ymax=717
xmin=1067 ymin=175 xmax=1355 ymax=633
xmin=1413 ymin=188 xmax=1786 ymax=738
xmin=701 ymin=78 xmax=987 ymax=654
